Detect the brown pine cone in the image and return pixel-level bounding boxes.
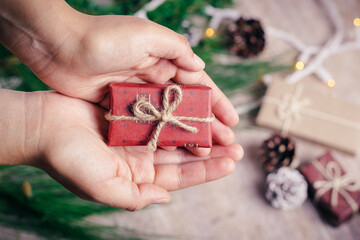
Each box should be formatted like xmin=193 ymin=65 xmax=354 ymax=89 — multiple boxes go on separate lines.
xmin=259 ymin=134 xmax=296 ymax=172
xmin=226 ymin=17 xmax=265 ymax=58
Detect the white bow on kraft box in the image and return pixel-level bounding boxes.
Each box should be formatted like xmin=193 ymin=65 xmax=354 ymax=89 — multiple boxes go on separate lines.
xmin=256 ymin=79 xmax=360 ymax=155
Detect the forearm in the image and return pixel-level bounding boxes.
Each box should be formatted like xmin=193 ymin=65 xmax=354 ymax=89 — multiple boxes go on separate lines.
xmin=0 ymin=0 xmax=86 ymax=69
xmin=0 ymin=89 xmax=41 ymax=166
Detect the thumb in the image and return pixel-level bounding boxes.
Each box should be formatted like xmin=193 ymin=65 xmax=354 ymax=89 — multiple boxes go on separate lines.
xmin=93 ymin=177 xmax=170 ymax=211
xmin=144 ymin=21 xmax=205 ymax=71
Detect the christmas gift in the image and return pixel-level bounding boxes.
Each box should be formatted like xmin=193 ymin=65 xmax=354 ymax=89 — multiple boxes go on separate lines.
xmin=256 ymin=80 xmax=360 ymax=155
xmin=105 ymin=83 xmax=214 ymax=151
xmin=300 ymin=152 xmax=360 ymax=226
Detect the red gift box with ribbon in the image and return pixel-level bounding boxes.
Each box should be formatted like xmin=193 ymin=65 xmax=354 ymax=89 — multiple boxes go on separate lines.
xmin=300 ymin=152 xmax=360 ymax=226
xmin=105 ymin=83 xmax=214 ymax=151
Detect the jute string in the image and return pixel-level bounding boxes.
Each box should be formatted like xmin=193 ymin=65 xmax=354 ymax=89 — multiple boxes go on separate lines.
xmin=264 ymin=84 xmax=360 ymax=136
xmin=105 ymin=85 xmax=215 ymax=151
xmin=312 ymin=160 xmax=360 ymax=213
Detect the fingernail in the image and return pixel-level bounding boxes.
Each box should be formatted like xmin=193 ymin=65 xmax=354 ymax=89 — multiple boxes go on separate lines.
xmin=152 ymin=198 xmax=169 ymax=204
xmin=194 ymin=54 xmax=205 ymax=68
xmin=234 ymin=144 xmax=244 ymax=162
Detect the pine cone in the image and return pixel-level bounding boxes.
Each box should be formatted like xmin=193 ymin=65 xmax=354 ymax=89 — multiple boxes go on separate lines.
xmin=226 ymin=17 xmax=265 ymax=58
xmin=265 ymin=167 xmax=308 ymax=210
xmin=259 ymin=134 xmax=296 ymax=172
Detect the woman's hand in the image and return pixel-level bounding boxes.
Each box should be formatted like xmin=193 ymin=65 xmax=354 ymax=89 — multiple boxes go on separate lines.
xmin=0 ymin=1 xmax=244 ymax=208
xmin=0 ymin=0 xmax=239 ymax=154
xmin=0 ymin=1 xmax=237 ymax=123
xmin=26 ymin=91 xmax=243 ymax=210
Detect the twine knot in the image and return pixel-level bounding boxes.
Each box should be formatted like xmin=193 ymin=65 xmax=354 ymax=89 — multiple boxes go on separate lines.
xmin=264 ymin=84 xmax=310 ymax=136
xmin=106 ymin=85 xmax=214 ymax=151
xmin=160 ymin=110 xmax=171 ymax=122
xmin=312 ymin=161 xmax=360 ymax=212
xmin=277 ymin=93 xmax=310 ymax=121
xmin=276 ymin=85 xmax=310 ymax=135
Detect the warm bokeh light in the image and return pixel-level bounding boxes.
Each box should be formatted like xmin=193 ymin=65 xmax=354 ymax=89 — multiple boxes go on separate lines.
xmin=22 ymin=181 xmax=32 ymax=198
xmin=327 ymin=79 xmax=336 ymax=88
xmin=205 ymin=28 xmax=215 ymax=38
xmin=295 ymin=61 xmax=305 ymax=70
xmin=354 ymin=18 xmax=360 ymax=27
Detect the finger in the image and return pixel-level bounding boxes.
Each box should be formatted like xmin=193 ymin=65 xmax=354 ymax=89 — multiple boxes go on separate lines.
xmin=98 ymin=76 xmax=149 ymax=109
xmin=185 ymin=117 xmax=239 ymax=152
xmin=144 ymin=21 xmax=205 ymax=71
xmin=99 ymin=92 xmax=110 ymax=109
xmin=186 ymin=147 xmax=211 ymax=157
xmin=154 ymin=157 xmax=235 ymax=191
xmin=160 ymin=146 xmax=177 ymax=151
xmin=135 ymin=59 xmax=178 ymax=83
xmin=91 ymin=177 xmax=170 ymax=211
xmin=212 ymin=118 xmax=235 ymax=146
xmin=174 ymin=69 xmax=239 ymax=126
xmin=154 ymin=144 xmax=244 ymax=165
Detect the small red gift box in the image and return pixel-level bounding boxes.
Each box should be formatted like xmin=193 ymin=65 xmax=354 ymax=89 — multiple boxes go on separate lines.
xmin=300 ymin=152 xmax=360 ymax=226
xmin=106 ymin=83 xmax=213 ymax=150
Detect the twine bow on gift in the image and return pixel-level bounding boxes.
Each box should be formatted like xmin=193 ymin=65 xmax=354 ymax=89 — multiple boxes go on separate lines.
xmin=275 ymin=85 xmax=310 ymax=135
xmin=105 ymin=85 xmax=215 ymax=151
xmin=312 ymin=160 xmax=360 ymax=213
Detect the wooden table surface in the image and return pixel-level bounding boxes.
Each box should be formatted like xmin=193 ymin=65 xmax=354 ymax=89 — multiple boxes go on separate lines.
xmin=1 ymin=0 xmax=360 ymax=239
xmin=88 ymin=1 xmax=360 ymax=239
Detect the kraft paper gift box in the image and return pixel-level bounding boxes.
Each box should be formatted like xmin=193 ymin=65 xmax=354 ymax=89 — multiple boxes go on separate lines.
xmin=256 ymin=80 xmax=360 ymax=155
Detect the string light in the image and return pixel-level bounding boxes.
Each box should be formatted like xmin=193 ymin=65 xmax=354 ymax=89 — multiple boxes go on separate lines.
xmin=294 ymin=61 xmax=305 ymax=71
xmin=22 ymin=181 xmax=32 ymax=198
xmin=327 ymin=79 xmax=336 ymax=88
xmin=205 ymin=28 xmax=215 ymax=38
xmin=203 ymin=2 xmax=359 ymax=87
xmin=354 ymin=18 xmax=360 ymax=27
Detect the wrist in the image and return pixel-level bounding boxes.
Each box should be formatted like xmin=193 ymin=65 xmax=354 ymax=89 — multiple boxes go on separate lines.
xmin=0 ymin=89 xmax=44 ymax=166
xmin=0 ymin=0 xmax=87 ymax=72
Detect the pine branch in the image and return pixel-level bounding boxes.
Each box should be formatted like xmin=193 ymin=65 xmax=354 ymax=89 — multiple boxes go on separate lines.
xmin=206 ymin=61 xmax=291 ymax=94
xmin=0 ymin=166 xmax=138 ymax=240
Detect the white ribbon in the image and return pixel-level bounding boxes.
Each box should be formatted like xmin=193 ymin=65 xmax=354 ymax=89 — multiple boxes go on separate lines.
xmin=264 ymin=84 xmax=310 ymax=135
xmin=312 ymin=160 xmax=360 ymax=212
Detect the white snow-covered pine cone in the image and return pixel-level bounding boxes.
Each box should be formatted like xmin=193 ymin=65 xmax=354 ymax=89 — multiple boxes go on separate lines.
xmin=265 ymin=167 xmax=308 ymax=210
